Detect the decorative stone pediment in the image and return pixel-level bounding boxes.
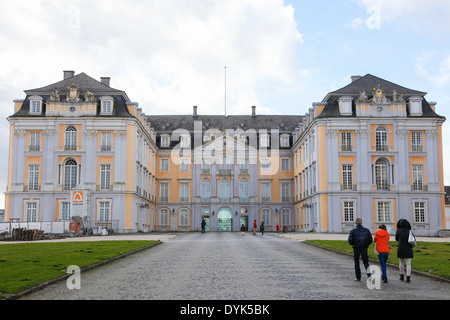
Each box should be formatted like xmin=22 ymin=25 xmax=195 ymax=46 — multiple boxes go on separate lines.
xmin=371 ymin=85 xmax=390 ymax=104
xmin=66 ymin=83 xmax=81 ymax=103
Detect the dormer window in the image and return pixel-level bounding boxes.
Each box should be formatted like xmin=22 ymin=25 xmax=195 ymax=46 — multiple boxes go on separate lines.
xmin=161 ymin=135 xmax=170 ymax=147
xmin=29 ymin=96 xmax=43 ymax=114
xmin=100 ymin=96 xmax=114 ymax=114
xmin=280 ymin=134 xmax=290 ymax=147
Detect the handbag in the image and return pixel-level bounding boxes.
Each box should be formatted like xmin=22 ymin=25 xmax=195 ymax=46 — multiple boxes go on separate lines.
xmin=374 ymin=243 xmax=379 ymax=255
xmin=408 ymin=230 xmax=417 ymax=247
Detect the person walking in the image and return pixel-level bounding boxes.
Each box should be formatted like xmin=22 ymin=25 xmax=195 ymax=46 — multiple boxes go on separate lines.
xmin=348 ymin=217 xmax=373 ymax=281
xmin=252 ymin=219 xmax=257 ymax=235
xmin=374 ymin=224 xmax=390 ymax=283
xmin=260 ymin=221 xmax=264 ymax=235
xmin=201 ymin=219 xmax=206 ymax=233
xmin=276 ymin=224 xmax=280 ymax=233
xmin=240 ymin=224 xmax=245 ymax=236
xmin=396 ymin=219 xmax=414 ymax=283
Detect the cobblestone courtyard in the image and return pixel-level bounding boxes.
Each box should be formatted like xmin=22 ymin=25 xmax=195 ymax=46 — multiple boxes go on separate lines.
xmin=21 ymin=232 xmax=449 ymax=300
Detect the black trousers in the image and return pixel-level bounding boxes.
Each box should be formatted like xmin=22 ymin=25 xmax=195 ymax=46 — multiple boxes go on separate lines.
xmin=353 ymin=247 xmax=369 ymax=280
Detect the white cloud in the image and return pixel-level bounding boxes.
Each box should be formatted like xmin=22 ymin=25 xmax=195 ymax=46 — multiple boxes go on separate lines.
xmin=415 ymin=51 xmax=450 ymax=88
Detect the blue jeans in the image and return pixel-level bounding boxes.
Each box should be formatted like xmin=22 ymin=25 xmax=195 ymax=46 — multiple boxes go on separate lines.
xmin=378 ymin=252 xmax=389 ymax=280
xmin=353 ymin=247 xmax=369 ymax=280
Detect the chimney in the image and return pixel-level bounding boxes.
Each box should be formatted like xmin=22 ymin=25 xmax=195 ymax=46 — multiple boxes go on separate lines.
xmin=251 ymin=106 xmax=256 ymax=117
xmin=101 ymin=77 xmax=110 ymax=87
xmin=351 ymin=75 xmax=362 ymax=83
xmin=193 ymin=106 xmax=198 ymax=117
xmin=64 ymin=70 xmax=75 ymax=80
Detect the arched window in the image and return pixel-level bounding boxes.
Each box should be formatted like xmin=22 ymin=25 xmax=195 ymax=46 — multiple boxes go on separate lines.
xmin=220 ymin=178 xmax=231 ymax=202
xmin=375 ymin=126 xmax=388 ymax=151
xmin=201 ymin=178 xmax=210 ymax=202
xmin=239 ymin=178 xmax=249 ymax=202
xmin=179 ymin=208 xmax=189 ymax=226
xmin=63 ymin=158 xmax=78 ymax=190
xmin=65 ymin=126 xmax=77 ymax=150
xmin=159 ymin=208 xmax=169 ymax=225
xmin=375 ymin=158 xmax=389 ymax=190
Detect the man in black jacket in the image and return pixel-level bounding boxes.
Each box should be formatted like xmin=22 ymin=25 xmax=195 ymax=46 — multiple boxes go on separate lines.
xmin=348 ymin=217 xmax=373 ymax=281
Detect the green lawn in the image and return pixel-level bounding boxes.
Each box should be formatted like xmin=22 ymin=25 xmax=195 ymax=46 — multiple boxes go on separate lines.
xmin=305 ymin=240 xmax=450 ymax=279
xmin=0 ymin=240 xmax=158 ymax=298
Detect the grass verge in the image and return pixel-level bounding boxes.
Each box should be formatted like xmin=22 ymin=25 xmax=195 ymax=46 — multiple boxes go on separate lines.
xmin=0 ymin=240 xmax=159 ymax=299
xmin=305 ymin=240 xmax=450 ymax=280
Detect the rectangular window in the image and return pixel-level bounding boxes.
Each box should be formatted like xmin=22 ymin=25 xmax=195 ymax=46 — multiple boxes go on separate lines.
xmin=160 ymin=159 xmax=169 ymax=172
xmin=414 ymin=201 xmax=426 ymax=223
xmin=260 ymin=158 xmax=271 ymax=172
xmin=341 ymin=132 xmax=352 ymax=152
xmin=179 ymin=182 xmax=189 ymax=202
xmin=99 ymin=201 xmax=111 ymax=222
xmin=26 ymin=201 xmax=38 ymax=222
xmin=342 ymin=165 xmax=353 ymax=190
xmin=28 ymin=165 xmax=39 ymax=191
xmin=281 ymin=158 xmax=290 ymax=171
xmin=180 ymin=159 xmax=190 ymax=172
xmin=29 ymin=132 xmax=40 ymax=151
xmin=61 ymin=202 xmax=71 ymax=220
xmin=161 ymin=136 xmax=170 ymax=147
xmin=280 ymin=135 xmax=289 ymax=147
xmin=160 ymin=209 xmax=169 ymax=225
xmin=377 ymin=201 xmax=391 ymax=222
xmin=412 ymin=165 xmax=423 ymax=191
xmin=31 ymin=101 xmax=41 ymax=113
xmin=343 ymin=201 xmax=355 ymax=222
xmin=179 ymin=209 xmax=189 ymax=226
xmin=159 ymin=183 xmax=169 ymax=202
xmin=101 ymin=132 xmax=112 ymax=151
xmin=261 ymin=182 xmax=271 ymax=202
xmin=262 ymin=209 xmax=271 ymax=224
xmin=100 ymin=164 xmax=111 ymax=190
xmin=281 ymin=182 xmax=291 ymax=202
xmin=101 ymin=100 xmax=112 ymax=114
xmin=411 ymin=132 xmax=422 ymax=152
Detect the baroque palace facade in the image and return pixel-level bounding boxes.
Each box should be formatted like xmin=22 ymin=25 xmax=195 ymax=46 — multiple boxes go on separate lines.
xmin=4 ymin=71 xmax=447 ymax=235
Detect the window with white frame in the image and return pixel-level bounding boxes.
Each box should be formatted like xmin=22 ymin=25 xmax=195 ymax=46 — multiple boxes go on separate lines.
xmin=25 ymin=201 xmax=38 ymax=222
xmin=101 ymin=132 xmax=112 ymax=151
xmin=29 ymin=96 xmax=43 ymax=114
xmin=261 ymin=208 xmax=270 ymax=225
xmin=377 ymin=201 xmax=391 ymax=223
xmin=342 ymin=164 xmax=353 ymax=190
xmin=29 ymin=132 xmax=40 ymax=151
xmin=28 ymin=165 xmax=39 ymax=191
xmin=281 ymin=158 xmax=290 ymax=171
xmin=179 ymin=208 xmax=189 ymax=226
xmin=159 ymin=182 xmax=169 ymax=202
xmin=412 ymin=165 xmax=423 ymax=191
xmin=281 ymin=208 xmax=291 ymax=225
xmin=240 ymin=178 xmax=249 ymax=202
xmin=260 ymin=157 xmax=271 ymax=172
xmin=61 ymin=201 xmax=71 ymax=221
xmin=341 ymin=132 xmax=352 ymax=152
xmin=180 ymin=158 xmax=190 ymax=172
xmin=261 ymin=182 xmax=271 ymax=202
xmin=411 ymin=132 xmax=422 ymax=152
xmin=343 ymin=201 xmax=355 ymax=222
xmin=160 ymin=135 xmax=170 ymax=147
xmin=201 ymin=178 xmax=210 ymax=202
xmin=100 ymin=164 xmax=111 ymax=190
xmin=413 ymin=201 xmax=426 ymax=223
xmin=374 ymin=158 xmax=389 ymax=190
xmin=64 ymin=126 xmax=77 ymax=151
xmin=220 ymin=178 xmax=231 ymax=202
xmin=160 ymin=159 xmax=169 ymax=172
xmin=179 ymin=182 xmax=189 ymax=202
xmin=98 ymin=200 xmax=111 ymax=222
xmin=100 ymin=97 xmax=113 ymax=114
xmin=63 ymin=158 xmax=78 ymax=190
xmin=280 ymin=135 xmax=290 ymax=147
xmin=180 ymin=135 xmax=190 ymax=148
xmin=375 ymin=126 xmax=388 ymax=151
xmin=159 ymin=208 xmax=169 ymax=225
xmin=260 ymin=134 xmax=270 ymax=147
xmin=281 ymin=182 xmax=291 ymax=202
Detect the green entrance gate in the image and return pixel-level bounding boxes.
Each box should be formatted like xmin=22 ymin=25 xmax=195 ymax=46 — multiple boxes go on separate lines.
xmin=217 ymin=207 xmax=232 ymax=232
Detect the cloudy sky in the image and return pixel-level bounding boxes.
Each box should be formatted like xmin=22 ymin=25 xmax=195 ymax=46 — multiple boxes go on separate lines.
xmin=0 ymin=0 xmax=450 ymax=208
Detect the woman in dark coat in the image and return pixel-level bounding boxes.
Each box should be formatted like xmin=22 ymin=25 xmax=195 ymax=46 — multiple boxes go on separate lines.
xmin=395 ymin=219 xmax=413 ymax=282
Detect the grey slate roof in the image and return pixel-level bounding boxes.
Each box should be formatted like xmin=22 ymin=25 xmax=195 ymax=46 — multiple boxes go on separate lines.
xmin=319 ymin=74 xmax=442 ymax=118
xmin=12 ymin=72 xmax=132 ymax=118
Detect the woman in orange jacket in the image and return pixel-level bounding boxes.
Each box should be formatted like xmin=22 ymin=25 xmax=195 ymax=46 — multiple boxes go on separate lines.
xmin=374 ymin=224 xmax=390 ymax=283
